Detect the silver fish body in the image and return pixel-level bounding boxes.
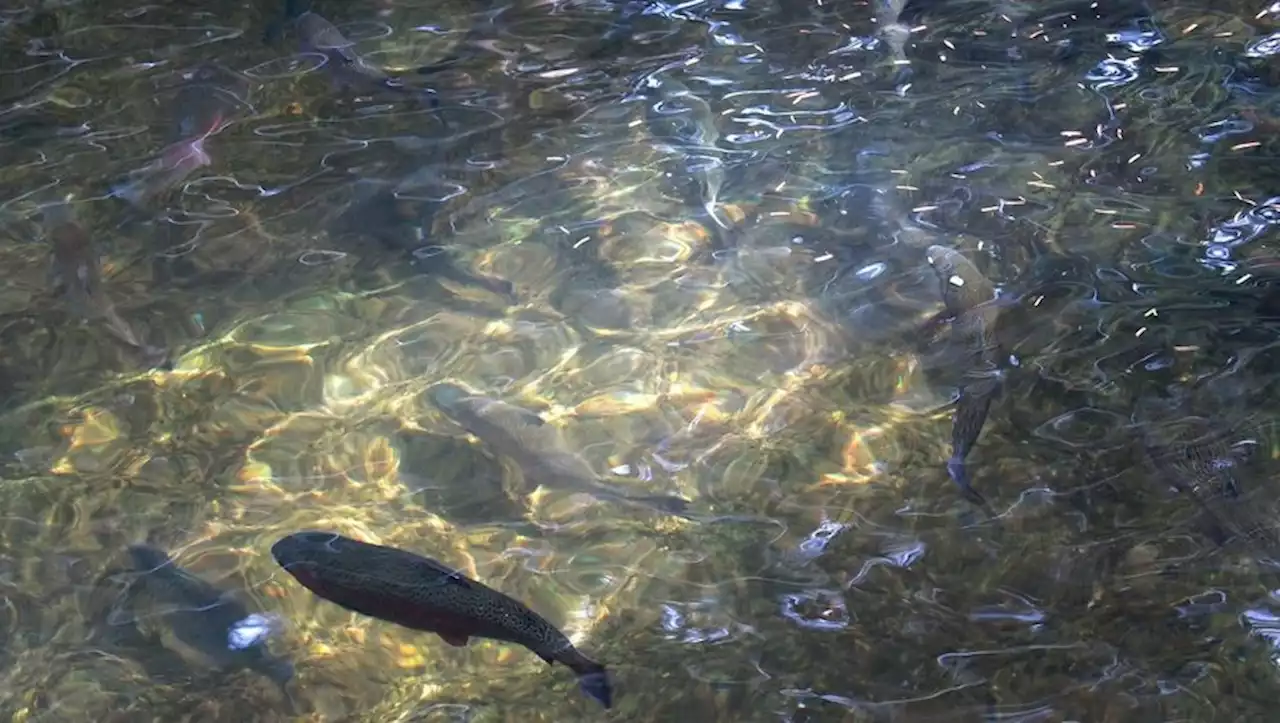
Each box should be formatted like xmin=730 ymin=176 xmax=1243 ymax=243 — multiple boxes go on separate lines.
xmin=427 ymin=384 xmax=689 ymax=513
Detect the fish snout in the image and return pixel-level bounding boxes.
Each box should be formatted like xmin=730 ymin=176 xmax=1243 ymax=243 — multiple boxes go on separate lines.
xmin=272 ymin=531 xmax=349 ymax=567
xmin=426 ymin=382 xmax=472 ymax=410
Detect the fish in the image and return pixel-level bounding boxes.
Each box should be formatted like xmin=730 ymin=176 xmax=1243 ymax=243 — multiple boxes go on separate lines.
xmin=925 ymin=244 xmax=1004 ymax=504
xmin=43 ymin=201 xmax=169 ymax=368
xmin=426 ymin=383 xmax=690 ymax=514
xmin=641 ymin=72 xmax=729 ymax=229
xmin=874 ymin=0 xmax=911 ymax=85
xmin=271 ymin=531 xmax=613 ymax=708
xmin=281 ymin=3 xmax=438 ymax=107
xmin=330 ymin=178 xmax=515 ymax=298
xmin=1141 ymin=417 xmax=1280 ymax=559
xmin=112 ymin=544 xmax=294 ymax=691
xmin=112 ymin=63 xmax=251 ymax=208
xmin=294 ymin=10 xmax=399 ymax=90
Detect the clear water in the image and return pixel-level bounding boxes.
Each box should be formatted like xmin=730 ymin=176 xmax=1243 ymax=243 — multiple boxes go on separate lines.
xmin=4 ymin=0 xmax=1280 ymax=720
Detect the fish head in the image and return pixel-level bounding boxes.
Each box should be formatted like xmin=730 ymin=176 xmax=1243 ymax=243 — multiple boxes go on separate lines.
xmin=925 ymin=244 xmax=995 ymax=314
xmin=270 ymin=531 xmax=352 ymax=572
xmin=425 ymin=382 xmax=483 ymax=414
xmin=579 ymin=670 xmax=613 ymax=709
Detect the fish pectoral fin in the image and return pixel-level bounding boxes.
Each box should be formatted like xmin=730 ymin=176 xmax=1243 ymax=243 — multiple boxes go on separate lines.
xmin=436 ymin=630 xmax=470 ymax=647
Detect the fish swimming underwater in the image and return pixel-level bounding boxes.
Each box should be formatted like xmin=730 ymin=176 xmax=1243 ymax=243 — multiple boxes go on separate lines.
xmin=112 ymin=63 xmax=251 ymax=208
xmin=111 ymin=544 xmax=294 ymax=691
xmin=271 ymin=0 xmax=437 ymax=106
xmin=427 ymin=383 xmax=690 ymax=514
xmin=640 ymin=71 xmax=728 ymax=229
xmin=1140 ymin=415 xmax=1280 ymax=560
xmin=43 ymin=201 xmax=169 ymax=368
xmin=925 ymin=244 xmax=1005 ymax=504
xmin=271 ymin=531 xmax=613 ymax=708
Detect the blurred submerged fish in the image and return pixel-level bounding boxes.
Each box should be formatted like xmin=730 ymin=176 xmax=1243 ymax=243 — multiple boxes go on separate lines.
xmin=112 ymin=64 xmax=251 ymax=208
xmin=925 ymin=244 xmax=1004 ymax=504
xmin=294 ymin=10 xmax=397 ymax=90
xmin=271 ymin=531 xmax=613 ymax=709
xmin=426 ymin=383 xmax=690 ymax=514
xmin=331 ymin=178 xmax=514 ymax=298
xmin=641 ymin=71 xmax=728 ymax=229
xmin=1141 ymin=417 xmax=1279 ymax=559
xmin=277 ymin=2 xmax=437 ymax=106
xmin=43 ymin=201 xmax=168 ymax=368
xmin=875 ymin=0 xmax=911 ymax=84
xmin=111 ymin=544 xmax=294 ymax=692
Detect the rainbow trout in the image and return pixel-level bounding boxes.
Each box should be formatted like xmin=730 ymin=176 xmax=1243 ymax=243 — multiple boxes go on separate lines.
xmin=279 ymin=1 xmax=436 ymax=106
xmin=115 ymin=544 xmax=294 ymax=690
xmin=427 ymin=383 xmax=690 ymax=514
xmin=271 ymin=531 xmax=613 ymax=708
xmin=112 ymin=63 xmax=251 ymax=208
xmin=925 ymin=244 xmax=1004 ymax=504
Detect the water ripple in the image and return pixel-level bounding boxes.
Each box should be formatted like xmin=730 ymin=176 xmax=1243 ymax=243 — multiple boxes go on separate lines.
xmin=1085 ymin=55 xmax=1141 ymax=91
xmin=1105 ymin=22 xmax=1164 ymax=53
xmin=660 ymin=597 xmax=753 ymax=644
xmin=1204 ymin=197 xmax=1280 ymax=255
xmin=1245 ymin=31 xmax=1280 ymax=58
xmin=779 ymin=589 xmax=850 ymax=631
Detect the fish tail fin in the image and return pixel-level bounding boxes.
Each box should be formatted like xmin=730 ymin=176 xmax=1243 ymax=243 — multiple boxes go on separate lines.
xmin=561 ymin=651 xmax=612 ymax=709
xmin=946 ymin=457 xmax=986 ymax=506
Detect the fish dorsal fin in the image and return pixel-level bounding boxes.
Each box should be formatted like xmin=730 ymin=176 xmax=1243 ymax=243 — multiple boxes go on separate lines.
xmin=415 ymin=555 xmax=472 ymax=588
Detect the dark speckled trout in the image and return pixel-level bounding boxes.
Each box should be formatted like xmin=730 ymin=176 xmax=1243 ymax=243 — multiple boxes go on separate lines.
xmin=271 ymin=531 xmax=613 ymax=708
xmin=925 ymin=244 xmax=1006 ymax=504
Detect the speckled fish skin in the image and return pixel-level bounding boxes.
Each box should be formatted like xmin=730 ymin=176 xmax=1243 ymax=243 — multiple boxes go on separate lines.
xmin=271 ymin=532 xmax=613 ymax=709
xmin=427 ymin=383 xmax=690 ymax=514
xmin=113 ymin=63 xmax=249 ymax=209
xmin=123 ymin=544 xmax=294 ymax=689
xmin=926 ymin=244 xmax=1003 ymax=504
